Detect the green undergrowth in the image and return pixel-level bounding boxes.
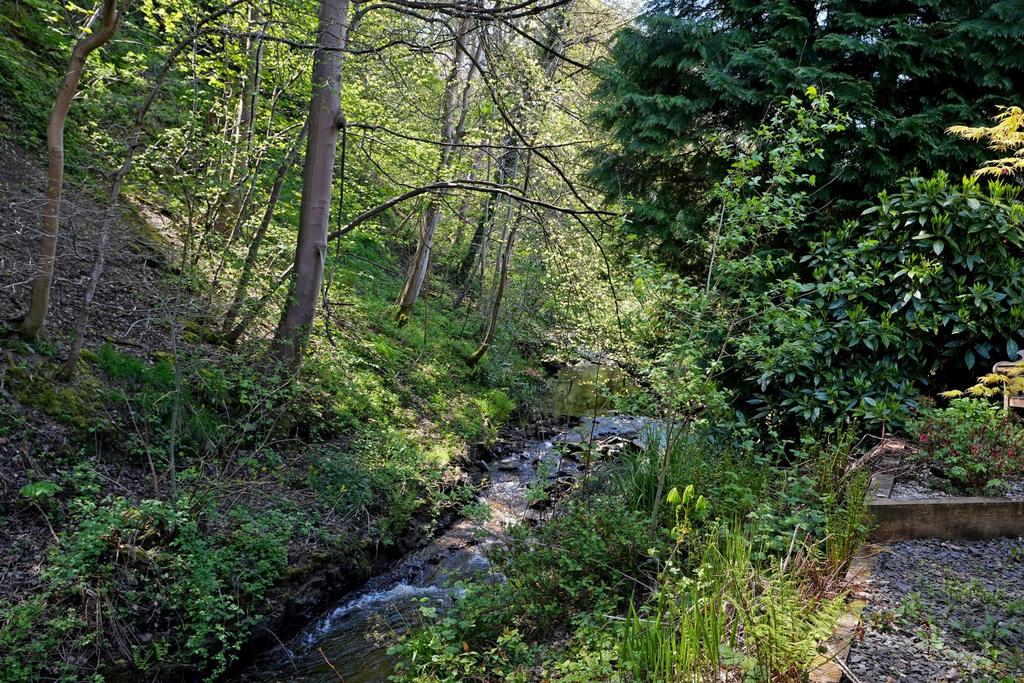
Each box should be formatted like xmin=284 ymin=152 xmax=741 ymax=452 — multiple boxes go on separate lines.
xmin=1 ymin=496 xmax=301 ymax=681
xmin=1 ymin=230 xmax=545 ymax=681
xmin=390 ymin=423 xmax=872 ymax=682
xmin=908 ymin=398 xmax=1024 ymax=496
xmin=0 ymin=1 xmax=61 ymax=144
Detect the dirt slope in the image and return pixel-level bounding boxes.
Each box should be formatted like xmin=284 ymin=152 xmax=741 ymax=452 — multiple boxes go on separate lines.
xmin=0 ymin=140 xmax=197 ymax=605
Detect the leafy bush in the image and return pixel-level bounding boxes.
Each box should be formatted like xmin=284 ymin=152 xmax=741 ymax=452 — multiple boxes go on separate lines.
xmin=734 ymin=426 xmax=870 ymax=558
xmin=757 ymin=173 xmax=1024 ymax=427
xmin=494 ymin=497 xmax=654 ymax=637
xmin=308 ymin=428 xmax=469 ymax=547
xmin=620 ymin=91 xmax=1024 ymax=432
xmin=390 ymin=496 xmax=657 ymax=681
xmin=609 ymin=424 xmax=770 ymax=530
xmin=0 ymin=496 xmax=296 ymax=680
xmin=908 ymin=398 xmax=1024 ymax=494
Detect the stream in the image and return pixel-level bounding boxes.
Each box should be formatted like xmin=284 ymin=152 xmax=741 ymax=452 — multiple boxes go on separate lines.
xmin=243 ymin=365 xmax=646 ymax=682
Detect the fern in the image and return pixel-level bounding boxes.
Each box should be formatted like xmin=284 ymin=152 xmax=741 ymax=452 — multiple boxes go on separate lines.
xmin=737 ymin=572 xmax=847 ymax=677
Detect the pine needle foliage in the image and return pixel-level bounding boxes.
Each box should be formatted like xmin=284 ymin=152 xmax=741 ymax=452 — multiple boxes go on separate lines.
xmin=590 ymin=0 xmax=1024 ymax=269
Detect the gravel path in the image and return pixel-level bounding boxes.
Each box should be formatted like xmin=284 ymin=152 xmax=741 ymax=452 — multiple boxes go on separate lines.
xmin=891 ymin=478 xmax=1024 ymax=499
xmin=844 ymin=538 xmax=1024 ymax=682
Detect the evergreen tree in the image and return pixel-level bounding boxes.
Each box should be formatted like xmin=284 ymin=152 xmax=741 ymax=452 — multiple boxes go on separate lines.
xmin=590 ymin=0 xmax=1024 ymax=269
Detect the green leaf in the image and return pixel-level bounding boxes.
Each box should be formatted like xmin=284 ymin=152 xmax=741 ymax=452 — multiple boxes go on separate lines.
xmin=19 ymin=481 xmax=62 ymax=500
xmin=666 ymin=487 xmax=681 ymax=505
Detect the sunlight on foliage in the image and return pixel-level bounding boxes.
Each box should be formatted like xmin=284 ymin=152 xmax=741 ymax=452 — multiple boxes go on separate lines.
xmin=948 ymin=106 xmax=1024 ymax=177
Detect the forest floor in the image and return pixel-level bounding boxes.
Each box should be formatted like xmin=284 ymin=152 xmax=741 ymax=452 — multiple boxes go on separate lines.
xmin=0 ymin=138 xmax=192 ymax=607
xmin=0 ymin=139 xmax=544 ymax=680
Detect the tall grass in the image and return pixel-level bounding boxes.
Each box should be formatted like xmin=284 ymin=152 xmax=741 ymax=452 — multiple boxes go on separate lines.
xmin=610 ymin=427 xmax=667 ymax=519
xmin=620 ymin=527 xmax=847 ymax=682
xmin=824 ymin=468 xmax=871 ymax=569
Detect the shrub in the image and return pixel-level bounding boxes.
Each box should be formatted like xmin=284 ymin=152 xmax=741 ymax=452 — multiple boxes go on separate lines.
xmin=608 ymin=424 xmax=770 ymax=531
xmin=0 ymin=496 xmax=296 ymax=680
xmin=747 ymin=172 xmax=1024 ymax=429
xmin=390 ymin=496 xmax=656 ymax=681
xmin=908 ymin=398 xmax=1024 ymax=494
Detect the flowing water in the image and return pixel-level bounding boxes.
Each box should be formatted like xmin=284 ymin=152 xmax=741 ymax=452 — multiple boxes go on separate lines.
xmin=244 ymin=365 xmax=643 ymax=682
xmin=246 ymin=433 xmax=578 ymax=682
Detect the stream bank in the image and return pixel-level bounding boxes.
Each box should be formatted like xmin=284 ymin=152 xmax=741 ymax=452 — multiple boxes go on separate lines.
xmin=241 ymin=416 xmax=660 ymax=682
xmin=232 ymin=363 xmax=645 ymax=681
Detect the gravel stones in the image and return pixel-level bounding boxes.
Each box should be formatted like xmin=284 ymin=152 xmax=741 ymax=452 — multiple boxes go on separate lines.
xmin=891 ymin=478 xmax=1024 ymax=500
xmin=844 ymin=538 xmax=1024 ymax=682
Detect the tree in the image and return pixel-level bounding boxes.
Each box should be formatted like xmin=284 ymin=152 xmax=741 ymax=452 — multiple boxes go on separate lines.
xmin=468 ymin=9 xmax=567 ymax=365
xmin=61 ymin=0 xmax=252 ymax=378
xmin=20 ymin=0 xmax=121 ymax=341
xmin=394 ymin=17 xmax=477 ymax=324
xmin=590 ymin=0 xmax=1024 ymax=271
xmin=948 ymin=105 xmax=1024 ymax=178
xmin=221 ymin=119 xmax=309 ymax=343
xmin=270 ymin=0 xmax=350 ymax=365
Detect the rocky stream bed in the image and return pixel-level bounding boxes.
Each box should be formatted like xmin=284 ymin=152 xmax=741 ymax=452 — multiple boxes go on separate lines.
xmin=236 ymin=414 xmax=661 ymax=682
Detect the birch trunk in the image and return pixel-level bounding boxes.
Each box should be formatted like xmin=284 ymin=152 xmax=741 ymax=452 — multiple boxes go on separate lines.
xmin=467 ymin=214 xmax=518 ymax=367
xmin=394 ymin=19 xmax=475 ymax=324
xmin=230 ymin=4 xmax=265 ymax=180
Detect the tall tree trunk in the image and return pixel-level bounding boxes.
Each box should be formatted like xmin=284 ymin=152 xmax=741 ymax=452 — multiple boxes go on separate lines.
xmin=467 ymin=10 xmax=566 ymax=365
xmin=243 ymin=7 xmax=266 ymax=163
xmin=230 ymin=4 xmax=265 ymax=180
xmin=467 ymin=210 xmax=518 ymax=367
xmin=452 ymin=143 xmax=488 ymax=247
xmin=454 ymin=143 xmax=518 ymax=292
xmin=21 ymin=0 xmax=120 ymax=341
xmin=270 ymin=0 xmax=350 ymax=366
xmin=60 ymin=160 xmax=125 ymax=379
xmin=221 ymin=119 xmax=309 ymax=338
xmin=394 ymin=19 xmax=474 ymax=324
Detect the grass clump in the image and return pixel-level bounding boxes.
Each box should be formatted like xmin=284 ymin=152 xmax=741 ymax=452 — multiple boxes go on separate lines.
xmin=391 ymin=423 xmax=871 ymax=682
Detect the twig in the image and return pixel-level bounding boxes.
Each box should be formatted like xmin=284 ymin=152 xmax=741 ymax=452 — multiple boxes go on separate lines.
xmin=318 ymin=647 xmax=344 ymax=681
xmin=32 ymin=501 xmax=60 ymax=544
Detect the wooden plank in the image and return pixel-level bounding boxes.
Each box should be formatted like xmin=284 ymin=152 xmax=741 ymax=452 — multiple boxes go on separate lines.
xmin=808 ymin=545 xmax=882 ymax=683
xmin=869 ymin=497 xmax=1024 ymax=541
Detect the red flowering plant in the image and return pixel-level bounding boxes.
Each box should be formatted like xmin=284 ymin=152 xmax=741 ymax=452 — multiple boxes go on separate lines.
xmin=907 ymin=398 xmax=1024 ymax=495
